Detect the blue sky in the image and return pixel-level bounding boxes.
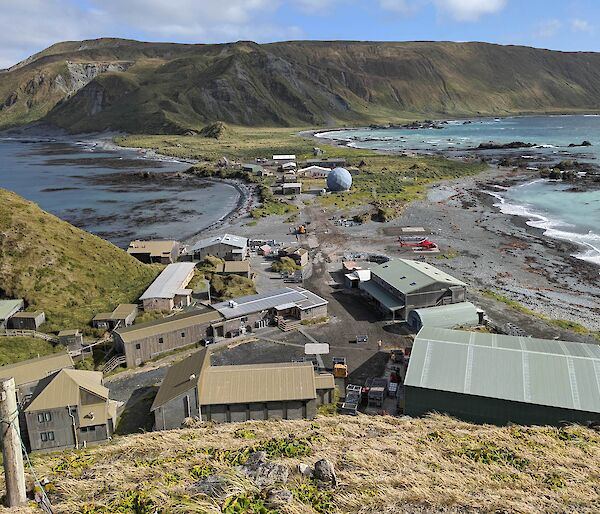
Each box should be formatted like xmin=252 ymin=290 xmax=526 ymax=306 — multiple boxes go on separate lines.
xmin=1 ymin=0 xmax=598 ymax=68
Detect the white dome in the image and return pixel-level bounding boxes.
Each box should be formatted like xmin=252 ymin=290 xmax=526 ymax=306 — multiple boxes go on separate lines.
xmin=327 ymin=167 xmax=352 ymax=192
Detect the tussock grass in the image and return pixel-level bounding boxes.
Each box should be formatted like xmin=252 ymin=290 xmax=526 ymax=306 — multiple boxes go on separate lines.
xmin=4 ymin=415 xmax=600 ymax=513
xmin=0 ymin=189 xmax=160 ymax=332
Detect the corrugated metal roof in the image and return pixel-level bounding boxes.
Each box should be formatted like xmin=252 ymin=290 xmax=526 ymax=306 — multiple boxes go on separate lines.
xmin=372 ymin=259 xmax=466 ymax=294
xmin=25 ymin=369 xmax=108 ymax=412
xmin=199 ymin=362 xmax=317 ymax=405
xmin=212 ymin=287 xmax=327 ymax=319
xmin=273 ymin=154 xmax=296 ymax=160
xmin=0 ymin=299 xmax=24 ymax=320
xmin=0 ymin=353 xmax=73 ymax=387
xmin=151 ymin=349 xmax=209 ymax=410
xmin=10 ymin=310 xmax=44 ymax=319
xmin=111 ymin=304 xmax=138 ymax=319
xmin=192 ymin=234 xmax=248 ymax=252
xmin=409 ymin=302 xmax=479 ymax=329
xmin=115 ymin=308 xmax=223 ymax=344
xmin=127 ymin=240 xmax=177 ymax=257
xmin=139 ymin=262 xmax=196 ymax=300
xmin=359 ymin=280 xmax=404 ymax=311
xmin=405 ymin=327 xmax=600 ymax=413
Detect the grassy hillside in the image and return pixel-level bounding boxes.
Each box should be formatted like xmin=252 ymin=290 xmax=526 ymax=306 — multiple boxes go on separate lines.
xmin=0 ymin=189 xmax=160 ymax=332
xmin=2 ymin=38 xmax=600 ymax=132
xmin=3 ymin=414 xmax=599 ymax=513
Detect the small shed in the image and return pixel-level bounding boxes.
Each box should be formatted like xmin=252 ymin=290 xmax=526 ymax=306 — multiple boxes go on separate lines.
xmin=258 ymin=244 xmax=272 ymax=256
xmin=407 ymin=302 xmax=482 ymax=332
xmin=281 ymin=183 xmax=302 ymax=195
xmin=8 ymin=311 xmax=46 ymax=330
xmin=344 ymin=269 xmax=371 ymax=289
xmin=58 ymin=330 xmax=83 ymax=347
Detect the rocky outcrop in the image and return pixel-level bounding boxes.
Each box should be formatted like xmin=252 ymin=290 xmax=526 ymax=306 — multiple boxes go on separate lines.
xmin=53 ymin=61 xmax=132 ymax=95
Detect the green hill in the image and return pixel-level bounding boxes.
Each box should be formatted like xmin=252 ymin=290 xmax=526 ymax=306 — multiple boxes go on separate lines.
xmin=2 ymin=414 xmax=599 ymax=513
xmin=2 ymin=38 xmax=600 ymax=133
xmin=0 ymin=189 xmax=160 ymax=331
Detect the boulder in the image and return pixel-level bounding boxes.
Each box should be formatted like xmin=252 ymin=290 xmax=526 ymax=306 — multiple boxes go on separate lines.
xmin=267 ymin=488 xmax=294 ymax=507
xmin=237 ymin=451 xmax=289 ymax=488
xmin=313 ymin=458 xmax=337 ymax=487
xmin=187 ymin=475 xmax=231 ymax=497
xmin=298 ymin=463 xmax=313 ymax=477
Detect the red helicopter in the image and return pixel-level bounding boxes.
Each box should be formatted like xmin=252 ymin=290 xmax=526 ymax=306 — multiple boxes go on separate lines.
xmin=399 ymin=237 xmax=438 ymax=249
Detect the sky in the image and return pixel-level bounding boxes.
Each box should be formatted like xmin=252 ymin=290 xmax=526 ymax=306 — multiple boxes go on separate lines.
xmin=0 ymin=0 xmax=598 ymax=69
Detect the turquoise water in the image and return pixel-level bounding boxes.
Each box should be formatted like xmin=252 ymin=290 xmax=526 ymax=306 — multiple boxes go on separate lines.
xmin=317 ymin=116 xmax=600 ymax=266
xmin=0 ymin=137 xmax=240 ymax=248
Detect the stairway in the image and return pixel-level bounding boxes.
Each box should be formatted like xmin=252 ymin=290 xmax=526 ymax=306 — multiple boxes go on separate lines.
xmin=102 ymin=354 xmax=126 ymax=373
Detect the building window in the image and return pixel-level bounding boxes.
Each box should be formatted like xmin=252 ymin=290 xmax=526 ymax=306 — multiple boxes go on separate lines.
xmin=40 ymin=431 xmax=54 ymax=442
xmin=37 ymin=412 xmax=52 ymax=423
xmin=181 ymin=332 xmax=185 ymax=338
xmin=159 ymin=337 xmax=164 ymax=344
xmin=81 ymin=426 xmax=97 ymax=433
xmin=135 ymin=343 xmax=141 ymax=350
xmin=241 ymin=317 xmax=248 ymax=322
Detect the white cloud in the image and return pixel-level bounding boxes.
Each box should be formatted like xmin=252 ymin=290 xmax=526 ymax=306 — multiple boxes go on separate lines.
xmin=379 ymin=0 xmax=507 ymax=22
xmin=293 ymin=0 xmax=341 ymax=14
xmin=0 ymin=0 xmax=299 ymax=69
xmin=571 ymin=18 xmax=594 ymax=34
xmin=536 ymin=19 xmax=562 ymax=38
xmin=436 ymin=0 xmax=507 ymax=22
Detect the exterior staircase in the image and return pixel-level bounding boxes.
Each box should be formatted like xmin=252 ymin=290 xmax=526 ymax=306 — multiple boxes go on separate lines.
xmin=102 ymin=354 xmax=126 ymax=374
xmin=278 ymin=318 xmax=301 ymax=332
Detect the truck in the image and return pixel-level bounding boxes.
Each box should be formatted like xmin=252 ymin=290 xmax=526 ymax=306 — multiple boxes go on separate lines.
xmin=332 ymin=357 xmax=348 ymax=378
xmin=340 ymin=385 xmax=362 ymax=416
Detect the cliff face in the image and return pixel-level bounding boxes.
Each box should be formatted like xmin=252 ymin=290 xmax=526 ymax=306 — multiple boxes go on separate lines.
xmin=2 ymin=38 xmax=600 ymax=132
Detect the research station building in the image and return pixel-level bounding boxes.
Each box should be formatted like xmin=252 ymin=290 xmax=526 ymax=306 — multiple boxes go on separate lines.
xmin=139 ymin=262 xmax=196 ymax=312
xmin=113 ymin=308 xmax=224 ymax=367
xmin=127 ymin=240 xmax=180 ymax=264
xmin=210 ymin=287 xmax=328 ymax=337
xmin=359 ymin=259 xmax=467 ymax=321
xmin=151 ymin=349 xmax=335 ymax=430
xmin=189 ymin=234 xmax=248 ymax=262
xmin=404 ymin=327 xmax=600 ymax=426
xmin=24 ymin=369 xmax=117 ymax=452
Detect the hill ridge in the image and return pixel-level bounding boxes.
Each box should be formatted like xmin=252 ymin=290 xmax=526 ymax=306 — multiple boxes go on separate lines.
xmin=2 ymin=38 xmax=600 ymax=132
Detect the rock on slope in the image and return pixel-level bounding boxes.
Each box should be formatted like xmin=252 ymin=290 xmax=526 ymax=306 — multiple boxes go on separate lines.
xmin=0 ymin=189 xmax=159 ymax=331
xmin=2 ymin=414 xmax=599 ymax=513
xmin=2 ymin=38 xmax=600 ymax=133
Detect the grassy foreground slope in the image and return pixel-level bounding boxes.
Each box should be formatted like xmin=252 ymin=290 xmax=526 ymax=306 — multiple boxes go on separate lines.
xmin=3 ymin=414 xmax=599 ymax=513
xmin=0 ymin=189 xmax=160 ymax=332
xmin=2 ymin=38 xmax=600 ymax=132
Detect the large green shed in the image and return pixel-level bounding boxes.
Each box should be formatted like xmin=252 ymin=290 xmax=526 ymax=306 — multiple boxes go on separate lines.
xmin=404 ymin=327 xmax=600 ymax=426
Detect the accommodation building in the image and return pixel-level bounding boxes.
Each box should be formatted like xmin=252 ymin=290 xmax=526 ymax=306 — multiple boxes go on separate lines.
xmin=281 ymin=162 xmax=297 ymax=172
xmin=242 ymin=163 xmax=264 ymax=175
xmin=139 ymin=262 xmax=196 ymax=312
xmin=0 ymin=299 xmax=24 ymax=329
xmin=127 ymin=240 xmax=180 ymax=264
xmin=189 ymin=234 xmax=249 ymax=261
xmin=359 ymin=259 xmax=467 ymax=321
xmin=273 ymin=154 xmax=296 ymax=162
xmin=151 ymin=349 xmax=335 ymax=430
xmin=92 ymin=304 xmax=138 ymax=331
xmin=24 ymin=369 xmax=117 ymax=451
xmin=113 ymin=308 xmax=224 ymax=367
xmin=279 ymin=247 xmax=309 ymax=267
xmin=210 ymin=287 xmax=327 ymax=337
xmin=8 ymin=311 xmax=46 ymax=330
xmin=0 ymin=353 xmax=74 ymax=405
xmin=214 ymin=260 xmax=251 ymax=278
xmin=282 ymin=171 xmax=298 ymax=182
xmin=404 ymin=327 xmax=600 ymax=426
xmin=298 ymin=165 xmax=330 ymax=178
xmin=281 ymin=183 xmax=302 ymax=195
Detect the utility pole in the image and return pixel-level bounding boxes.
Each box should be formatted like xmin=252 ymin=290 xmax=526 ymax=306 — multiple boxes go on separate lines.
xmin=0 ymin=377 xmax=26 ymax=507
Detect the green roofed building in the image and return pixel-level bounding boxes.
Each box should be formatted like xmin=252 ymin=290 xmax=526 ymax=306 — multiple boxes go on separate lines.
xmin=407 ymin=302 xmax=482 ymax=332
xmin=404 ymin=327 xmax=600 ymax=426
xmin=359 ymin=259 xmax=467 ymax=321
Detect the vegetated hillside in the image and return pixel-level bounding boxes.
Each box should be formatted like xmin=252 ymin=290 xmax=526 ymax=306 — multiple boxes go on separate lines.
xmin=2 ymin=38 xmax=600 ymax=133
xmin=0 ymin=189 xmax=160 ymax=331
xmin=3 ymin=414 xmax=600 ymax=513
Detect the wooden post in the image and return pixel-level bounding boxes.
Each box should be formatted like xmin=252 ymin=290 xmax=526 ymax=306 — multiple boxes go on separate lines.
xmin=0 ymin=377 xmax=26 ymax=507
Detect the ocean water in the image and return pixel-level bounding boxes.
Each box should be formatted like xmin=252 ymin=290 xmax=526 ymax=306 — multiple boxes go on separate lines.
xmin=317 ymin=116 xmax=600 ymax=266
xmin=0 ymin=137 xmax=241 ymax=248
